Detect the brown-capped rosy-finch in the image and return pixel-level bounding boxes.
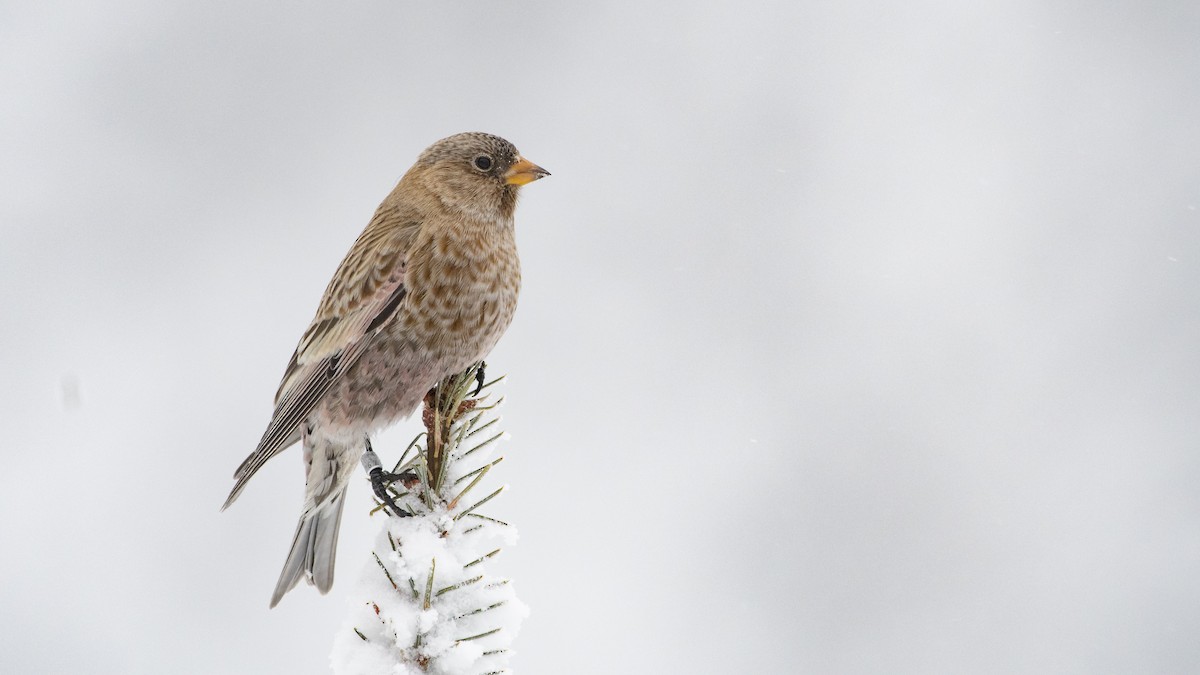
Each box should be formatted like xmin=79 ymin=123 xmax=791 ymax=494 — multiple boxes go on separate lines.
xmin=222 ymin=132 xmax=548 ymax=607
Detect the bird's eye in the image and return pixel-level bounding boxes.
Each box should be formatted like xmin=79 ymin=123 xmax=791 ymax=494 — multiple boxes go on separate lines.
xmin=473 ymin=155 xmax=493 ymax=171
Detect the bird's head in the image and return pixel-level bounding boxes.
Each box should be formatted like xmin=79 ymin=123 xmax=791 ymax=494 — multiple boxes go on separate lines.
xmin=411 ymin=132 xmax=549 ymax=221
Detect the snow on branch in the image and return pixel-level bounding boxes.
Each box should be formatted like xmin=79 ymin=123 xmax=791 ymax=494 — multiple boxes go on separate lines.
xmin=331 ymin=365 xmax=528 ymax=674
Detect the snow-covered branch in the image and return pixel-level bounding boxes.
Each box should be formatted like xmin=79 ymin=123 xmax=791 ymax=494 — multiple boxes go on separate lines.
xmin=331 ymin=367 xmax=528 ymax=674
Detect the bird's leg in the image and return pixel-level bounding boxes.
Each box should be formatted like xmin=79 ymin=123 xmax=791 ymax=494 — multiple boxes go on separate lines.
xmin=361 ymin=438 xmax=412 ymax=517
xmin=472 ymin=361 xmax=487 ymax=396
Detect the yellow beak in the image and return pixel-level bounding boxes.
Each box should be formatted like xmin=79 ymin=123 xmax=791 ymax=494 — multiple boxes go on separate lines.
xmin=504 ymin=157 xmax=551 ymax=185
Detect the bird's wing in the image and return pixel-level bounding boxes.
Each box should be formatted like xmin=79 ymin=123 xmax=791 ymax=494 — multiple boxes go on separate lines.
xmin=223 ymin=208 xmax=422 ymax=509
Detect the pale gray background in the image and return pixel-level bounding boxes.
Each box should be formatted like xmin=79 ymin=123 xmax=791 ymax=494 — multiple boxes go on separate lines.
xmin=2 ymin=1 xmax=1198 ymax=673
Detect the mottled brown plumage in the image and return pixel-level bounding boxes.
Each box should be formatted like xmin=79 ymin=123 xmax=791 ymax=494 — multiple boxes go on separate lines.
xmin=222 ymin=132 xmax=548 ymax=607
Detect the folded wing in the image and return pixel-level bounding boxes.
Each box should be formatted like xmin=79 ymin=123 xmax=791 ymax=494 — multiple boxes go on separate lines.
xmin=223 ymin=211 xmax=421 ymax=509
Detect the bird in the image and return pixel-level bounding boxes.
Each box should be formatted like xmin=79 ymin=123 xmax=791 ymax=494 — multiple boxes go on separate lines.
xmin=222 ymin=132 xmax=548 ymax=608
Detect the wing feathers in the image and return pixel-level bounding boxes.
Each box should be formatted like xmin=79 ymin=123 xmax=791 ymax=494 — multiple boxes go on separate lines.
xmin=366 ymin=286 xmax=407 ymax=334
xmin=223 ymin=209 xmax=421 ymax=510
xmin=223 ymin=342 xmax=361 ymax=510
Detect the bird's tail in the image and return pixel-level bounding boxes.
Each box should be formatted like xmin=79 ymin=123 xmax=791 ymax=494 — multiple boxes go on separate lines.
xmin=270 ymin=487 xmax=347 ymax=608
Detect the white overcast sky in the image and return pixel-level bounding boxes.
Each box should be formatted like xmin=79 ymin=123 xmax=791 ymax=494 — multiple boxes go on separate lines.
xmin=2 ymin=1 xmax=1198 ymax=673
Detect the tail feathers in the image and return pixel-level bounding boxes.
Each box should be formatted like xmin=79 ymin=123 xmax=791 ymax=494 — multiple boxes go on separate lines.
xmin=269 ymin=488 xmax=347 ymax=608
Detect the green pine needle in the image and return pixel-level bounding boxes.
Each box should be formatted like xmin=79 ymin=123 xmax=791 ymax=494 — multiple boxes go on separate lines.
xmin=453 ymin=486 xmax=505 ymax=521
xmin=465 ymin=513 xmax=510 ymax=528
xmin=435 ymin=574 xmax=483 ymax=597
xmin=463 ymin=548 xmax=501 ymax=569
xmin=452 ymin=457 xmax=504 ymax=488
xmin=453 ymin=601 xmax=506 ymax=621
xmin=372 ymin=552 xmax=398 ymax=591
xmin=457 ymin=627 xmax=501 ymax=643
xmin=423 ymin=558 xmax=437 ymax=611
xmin=448 ymin=463 xmax=494 ymax=509
xmin=460 ymin=431 xmax=504 ymax=460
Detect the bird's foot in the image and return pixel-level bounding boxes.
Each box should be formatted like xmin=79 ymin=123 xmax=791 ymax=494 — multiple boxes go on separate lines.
xmin=369 ymin=468 xmax=415 ymax=517
xmin=362 ymin=445 xmax=412 ymax=517
xmin=472 ymin=361 xmax=487 ymax=396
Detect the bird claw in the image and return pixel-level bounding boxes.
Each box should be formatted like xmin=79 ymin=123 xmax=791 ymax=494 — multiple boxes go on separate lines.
xmin=472 ymin=361 xmax=486 ymax=396
xmin=369 ymin=468 xmax=414 ymax=518
xmin=362 ymin=440 xmax=413 ymax=517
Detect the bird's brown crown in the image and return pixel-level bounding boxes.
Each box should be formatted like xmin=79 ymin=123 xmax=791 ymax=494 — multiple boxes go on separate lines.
xmin=410 ymin=132 xmax=548 ymax=221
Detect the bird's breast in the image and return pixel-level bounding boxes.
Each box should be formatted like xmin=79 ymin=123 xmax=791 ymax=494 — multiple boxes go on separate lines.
xmin=396 ymin=223 xmax=520 ymax=358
